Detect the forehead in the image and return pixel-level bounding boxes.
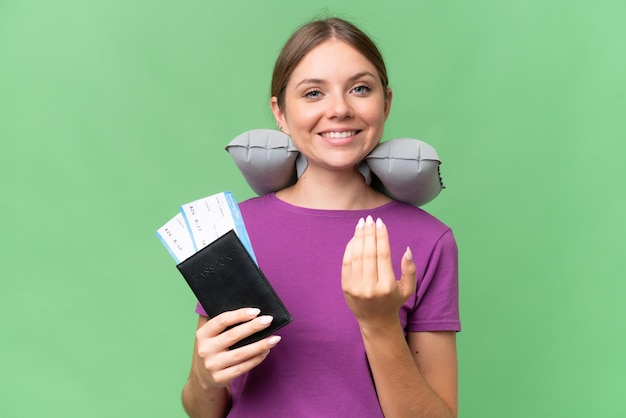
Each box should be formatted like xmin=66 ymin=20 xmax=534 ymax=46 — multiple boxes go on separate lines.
xmin=288 ymin=39 xmax=380 ymax=85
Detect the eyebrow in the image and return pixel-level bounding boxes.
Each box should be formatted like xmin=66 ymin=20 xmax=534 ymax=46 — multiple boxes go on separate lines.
xmin=294 ymin=71 xmax=377 ymax=89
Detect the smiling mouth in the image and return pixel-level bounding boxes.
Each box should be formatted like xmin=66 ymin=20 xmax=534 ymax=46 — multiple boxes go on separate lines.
xmin=320 ymin=130 xmax=359 ymax=139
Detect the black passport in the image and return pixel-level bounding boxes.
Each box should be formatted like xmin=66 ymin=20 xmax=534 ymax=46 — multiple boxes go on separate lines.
xmin=176 ymin=229 xmax=292 ymax=349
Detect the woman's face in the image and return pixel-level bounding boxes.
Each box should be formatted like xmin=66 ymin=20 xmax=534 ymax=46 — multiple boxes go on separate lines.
xmin=272 ymin=39 xmax=392 ymax=174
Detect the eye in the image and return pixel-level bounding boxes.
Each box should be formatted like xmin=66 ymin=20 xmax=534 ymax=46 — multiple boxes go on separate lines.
xmin=303 ymin=89 xmax=322 ymax=99
xmin=352 ymin=84 xmax=372 ymax=95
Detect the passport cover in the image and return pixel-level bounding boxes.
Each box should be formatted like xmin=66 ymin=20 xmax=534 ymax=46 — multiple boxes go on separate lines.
xmin=176 ymin=229 xmax=292 ymax=349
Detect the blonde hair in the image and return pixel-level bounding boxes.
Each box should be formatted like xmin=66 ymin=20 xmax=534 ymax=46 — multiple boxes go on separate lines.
xmin=271 ymin=17 xmax=389 ymax=110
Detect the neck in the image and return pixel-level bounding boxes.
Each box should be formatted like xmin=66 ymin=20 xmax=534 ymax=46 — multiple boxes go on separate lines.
xmin=275 ymin=166 xmax=391 ymax=210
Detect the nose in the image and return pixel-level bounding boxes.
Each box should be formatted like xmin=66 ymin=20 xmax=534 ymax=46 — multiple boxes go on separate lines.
xmin=326 ymin=93 xmax=353 ymax=119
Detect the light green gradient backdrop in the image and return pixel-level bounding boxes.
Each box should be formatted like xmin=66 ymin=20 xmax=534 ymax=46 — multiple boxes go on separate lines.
xmin=1 ymin=1 xmax=624 ymax=417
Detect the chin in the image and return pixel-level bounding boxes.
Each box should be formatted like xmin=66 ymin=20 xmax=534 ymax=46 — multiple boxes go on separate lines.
xmin=321 ymin=159 xmax=364 ymax=173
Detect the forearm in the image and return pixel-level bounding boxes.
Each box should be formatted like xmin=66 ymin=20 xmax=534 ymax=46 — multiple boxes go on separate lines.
xmin=360 ymin=323 xmax=455 ymax=418
xmin=181 ymin=374 xmax=230 ymax=418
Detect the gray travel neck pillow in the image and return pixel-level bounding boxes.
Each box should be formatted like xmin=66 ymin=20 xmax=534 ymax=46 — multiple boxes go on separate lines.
xmin=226 ymin=129 xmax=444 ymax=207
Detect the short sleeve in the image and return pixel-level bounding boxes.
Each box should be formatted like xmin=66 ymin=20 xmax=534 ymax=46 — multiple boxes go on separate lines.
xmin=407 ymin=229 xmax=461 ymax=332
xmin=195 ymin=302 xmax=208 ymax=317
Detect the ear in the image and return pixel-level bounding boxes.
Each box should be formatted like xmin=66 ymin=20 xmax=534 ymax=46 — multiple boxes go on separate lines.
xmin=384 ymin=87 xmax=393 ymax=121
xmin=270 ymin=97 xmax=290 ymax=135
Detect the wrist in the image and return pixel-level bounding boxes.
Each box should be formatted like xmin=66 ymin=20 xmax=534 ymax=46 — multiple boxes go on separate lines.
xmin=182 ymin=376 xmax=231 ymax=418
xmin=189 ymin=370 xmax=230 ymax=394
xmin=358 ymin=317 xmax=404 ymax=341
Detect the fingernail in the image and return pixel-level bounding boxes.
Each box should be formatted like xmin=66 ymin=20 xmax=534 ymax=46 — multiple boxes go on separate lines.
xmin=366 ymin=215 xmax=374 ymax=227
xmin=405 ymin=246 xmax=413 ymax=261
xmin=376 ymin=218 xmax=383 ymax=228
xmin=268 ymin=336 xmax=282 ymax=346
xmin=258 ymin=315 xmax=273 ymax=325
xmin=247 ymin=308 xmax=261 ymax=317
xmin=357 ymin=217 xmax=365 ymax=229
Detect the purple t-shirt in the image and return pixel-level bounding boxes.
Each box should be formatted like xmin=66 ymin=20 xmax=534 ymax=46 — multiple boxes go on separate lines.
xmin=196 ymin=193 xmax=460 ymax=417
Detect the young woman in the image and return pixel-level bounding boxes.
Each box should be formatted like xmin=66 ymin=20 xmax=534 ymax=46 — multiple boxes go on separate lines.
xmin=182 ymin=17 xmax=460 ymax=418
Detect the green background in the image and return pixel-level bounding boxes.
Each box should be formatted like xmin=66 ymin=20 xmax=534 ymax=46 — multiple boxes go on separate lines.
xmin=1 ymin=0 xmax=624 ymax=416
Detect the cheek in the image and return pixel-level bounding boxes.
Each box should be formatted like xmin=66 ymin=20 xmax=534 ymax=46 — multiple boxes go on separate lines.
xmin=356 ymin=97 xmax=387 ymax=121
xmin=287 ymin=105 xmax=321 ymax=131
xmin=362 ymin=107 xmax=387 ymax=130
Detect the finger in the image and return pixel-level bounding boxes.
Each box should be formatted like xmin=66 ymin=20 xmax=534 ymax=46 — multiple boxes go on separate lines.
xmin=349 ymin=217 xmax=366 ymax=284
xmin=197 ymin=315 xmax=277 ymax=369
xmin=215 ymin=351 xmax=268 ymax=382
xmin=398 ymin=247 xmax=418 ymax=299
xmin=206 ymin=335 xmax=282 ymax=385
xmin=374 ymin=218 xmax=395 ymax=284
xmin=361 ymin=215 xmax=378 ymax=286
xmin=211 ymin=336 xmax=282 ymax=383
xmin=342 ymin=237 xmax=354 ymax=287
xmin=196 ymin=307 xmax=261 ymax=339
xmin=216 ymin=315 xmax=276 ymax=350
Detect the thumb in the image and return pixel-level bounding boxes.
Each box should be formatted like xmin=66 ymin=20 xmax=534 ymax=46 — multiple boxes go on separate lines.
xmin=398 ymin=247 xmax=417 ymax=298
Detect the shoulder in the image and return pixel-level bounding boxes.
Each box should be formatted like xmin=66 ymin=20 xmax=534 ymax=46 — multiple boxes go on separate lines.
xmin=238 ymin=194 xmax=296 ymax=231
xmin=239 ymin=194 xmax=272 ymax=208
xmin=383 ymin=201 xmax=451 ymax=235
xmin=239 ymin=194 xmax=278 ymax=216
xmin=379 ymin=201 xmax=457 ymax=258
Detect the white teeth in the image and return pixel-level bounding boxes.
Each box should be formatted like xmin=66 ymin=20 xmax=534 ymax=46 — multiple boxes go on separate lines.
xmin=322 ymin=131 xmax=356 ymax=139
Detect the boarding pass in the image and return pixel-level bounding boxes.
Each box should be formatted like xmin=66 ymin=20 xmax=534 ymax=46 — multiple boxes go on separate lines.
xmin=156 ymin=191 xmax=255 ymax=263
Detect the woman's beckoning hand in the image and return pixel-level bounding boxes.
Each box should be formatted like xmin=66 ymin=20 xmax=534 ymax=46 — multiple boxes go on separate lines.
xmin=341 ymin=216 xmax=417 ymax=329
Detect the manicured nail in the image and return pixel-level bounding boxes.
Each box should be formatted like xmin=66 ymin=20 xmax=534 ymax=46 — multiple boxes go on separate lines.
xmin=247 ymin=308 xmax=261 ymax=317
xmin=405 ymin=246 xmax=413 ymax=261
xmin=268 ymin=336 xmax=282 ymax=346
xmin=357 ymin=217 xmax=365 ymax=229
xmin=376 ymin=218 xmax=384 ymax=229
xmin=258 ymin=315 xmax=273 ymax=325
xmin=366 ymin=215 xmax=374 ymax=227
